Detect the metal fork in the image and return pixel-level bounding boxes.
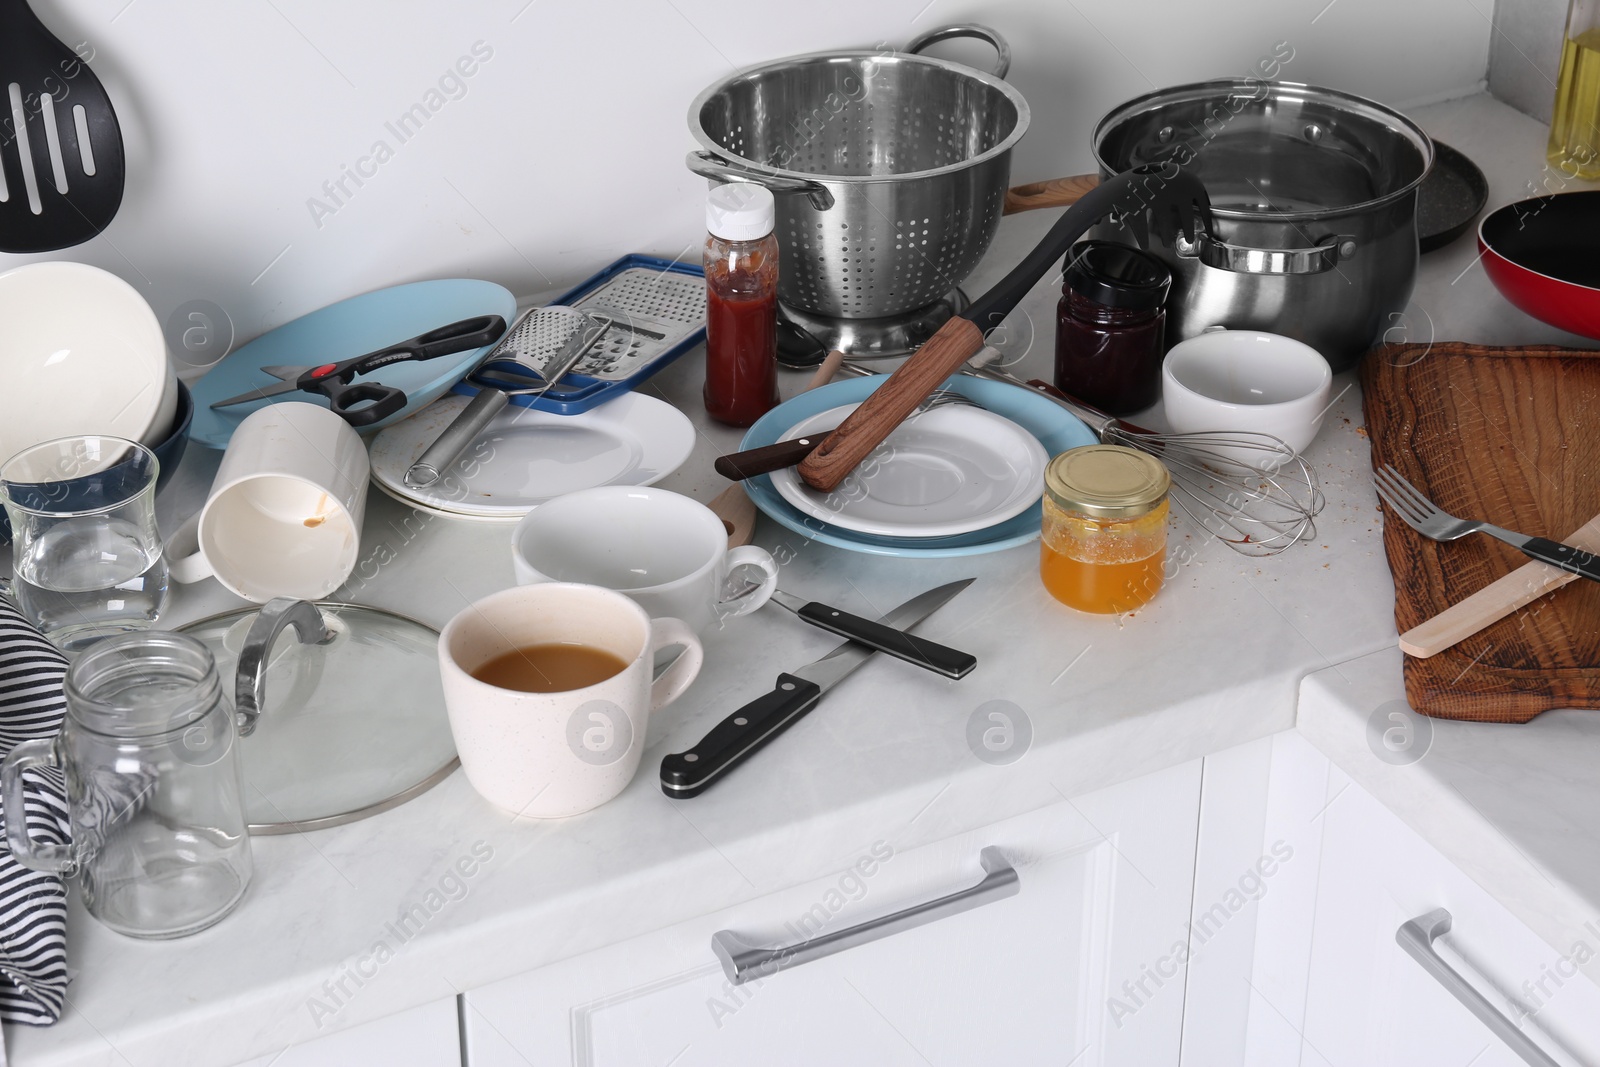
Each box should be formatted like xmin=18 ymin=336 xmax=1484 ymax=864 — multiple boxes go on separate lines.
xmin=1373 ymin=464 xmax=1600 ymax=582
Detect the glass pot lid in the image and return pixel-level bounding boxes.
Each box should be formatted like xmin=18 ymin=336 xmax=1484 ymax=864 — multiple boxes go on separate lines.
xmin=180 ymin=599 xmax=456 ymax=834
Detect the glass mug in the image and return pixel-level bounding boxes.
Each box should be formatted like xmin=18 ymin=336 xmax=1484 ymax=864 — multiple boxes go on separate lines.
xmin=2 ymin=632 xmax=253 ymax=939
xmin=0 ymin=435 xmax=168 ymax=651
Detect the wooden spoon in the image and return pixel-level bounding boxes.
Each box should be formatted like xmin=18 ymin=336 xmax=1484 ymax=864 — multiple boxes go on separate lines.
xmin=707 ymin=350 xmax=845 ymax=547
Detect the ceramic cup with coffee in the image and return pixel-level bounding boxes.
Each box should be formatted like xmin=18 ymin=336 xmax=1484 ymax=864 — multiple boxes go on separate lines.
xmin=438 ymin=583 xmax=704 ymax=817
xmin=511 ymin=486 xmax=777 ymax=635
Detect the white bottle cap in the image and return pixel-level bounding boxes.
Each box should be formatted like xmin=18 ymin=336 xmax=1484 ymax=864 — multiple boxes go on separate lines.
xmin=706 ymin=184 xmax=775 ymax=241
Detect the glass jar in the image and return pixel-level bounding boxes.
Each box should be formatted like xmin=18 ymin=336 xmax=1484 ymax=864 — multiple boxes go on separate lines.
xmin=1549 ymin=0 xmax=1600 ymax=179
xmin=1 ymin=631 xmax=252 ymax=939
xmin=1040 ymin=445 xmax=1171 ymax=614
xmin=704 ymin=184 xmax=780 ymax=427
xmin=1054 ymin=241 xmax=1172 ymax=416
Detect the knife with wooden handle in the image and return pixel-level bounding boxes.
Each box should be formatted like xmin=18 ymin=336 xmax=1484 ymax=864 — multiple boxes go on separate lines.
xmin=1399 ymin=511 xmax=1600 ymax=658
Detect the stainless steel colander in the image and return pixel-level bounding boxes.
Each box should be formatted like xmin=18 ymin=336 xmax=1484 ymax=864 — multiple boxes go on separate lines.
xmin=688 ymin=25 xmax=1030 ymax=321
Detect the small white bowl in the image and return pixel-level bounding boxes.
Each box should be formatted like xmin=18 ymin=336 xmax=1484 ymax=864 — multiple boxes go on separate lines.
xmin=1162 ymin=331 xmax=1333 ymax=470
xmin=0 ymin=262 xmax=175 ymax=464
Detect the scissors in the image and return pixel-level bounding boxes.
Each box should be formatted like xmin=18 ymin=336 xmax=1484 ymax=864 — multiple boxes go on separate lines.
xmin=209 ymin=314 xmax=508 ymax=427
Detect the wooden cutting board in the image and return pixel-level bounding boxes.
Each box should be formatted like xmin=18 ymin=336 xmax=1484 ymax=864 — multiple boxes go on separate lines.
xmin=1361 ymin=342 xmax=1600 ymax=722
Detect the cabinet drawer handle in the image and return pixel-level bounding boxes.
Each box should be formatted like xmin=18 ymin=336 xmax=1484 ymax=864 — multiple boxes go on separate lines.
xmin=711 ymin=846 xmax=1019 ymax=986
xmin=1396 ymin=908 xmax=1562 ymax=1067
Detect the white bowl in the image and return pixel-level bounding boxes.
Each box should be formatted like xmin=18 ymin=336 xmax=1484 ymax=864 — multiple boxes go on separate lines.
xmin=0 ymin=262 xmax=175 ymax=464
xmin=1161 ymin=331 xmax=1333 ymax=470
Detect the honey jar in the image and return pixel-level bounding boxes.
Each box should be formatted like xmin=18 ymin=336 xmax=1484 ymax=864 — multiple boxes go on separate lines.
xmin=1040 ymin=445 xmax=1170 ymax=614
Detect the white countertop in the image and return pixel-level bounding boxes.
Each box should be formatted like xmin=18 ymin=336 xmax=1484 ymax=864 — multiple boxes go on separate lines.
xmin=8 ymin=91 xmax=1597 ymax=1066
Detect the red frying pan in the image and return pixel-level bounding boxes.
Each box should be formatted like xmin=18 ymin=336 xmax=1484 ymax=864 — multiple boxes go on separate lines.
xmin=1479 ymin=191 xmax=1600 ymax=340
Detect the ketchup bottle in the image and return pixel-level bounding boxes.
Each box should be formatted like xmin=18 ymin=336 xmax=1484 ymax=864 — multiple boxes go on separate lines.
xmin=703 ymin=184 xmax=779 ymax=427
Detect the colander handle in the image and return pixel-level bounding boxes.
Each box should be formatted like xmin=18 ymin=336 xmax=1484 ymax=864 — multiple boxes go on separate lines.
xmin=904 ymin=24 xmax=1011 ymax=79
xmin=686 ymin=152 xmax=835 ymax=211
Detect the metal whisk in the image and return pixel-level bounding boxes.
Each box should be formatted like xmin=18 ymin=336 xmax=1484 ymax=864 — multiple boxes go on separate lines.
xmin=968 ymin=353 xmax=1325 ymax=557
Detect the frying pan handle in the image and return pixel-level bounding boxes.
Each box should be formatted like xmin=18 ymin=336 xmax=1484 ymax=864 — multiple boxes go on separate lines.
xmin=965 ymin=165 xmax=1209 ymax=334
xmin=686 ymin=152 xmax=835 ymax=211
xmin=905 ymin=24 xmax=1011 ymax=79
xmin=1004 ymin=174 xmax=1101 ymax=215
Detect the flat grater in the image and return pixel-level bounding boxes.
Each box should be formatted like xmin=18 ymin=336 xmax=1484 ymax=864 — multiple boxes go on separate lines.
xmin=459 ymin=254 xmax=708 ymax=415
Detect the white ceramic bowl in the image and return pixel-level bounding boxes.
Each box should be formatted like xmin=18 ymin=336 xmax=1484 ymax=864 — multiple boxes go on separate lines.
xmin=1161 ymin=331 xmax=1333 ymax=470
xmin=0 ymin=262 xmax=176 ymax=465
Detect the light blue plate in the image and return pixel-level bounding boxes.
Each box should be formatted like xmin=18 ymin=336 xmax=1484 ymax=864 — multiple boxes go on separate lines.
xmin=742 ymin=375 xmax=1098 ymax=557
xmin=190 ymin=279 xmax=518 ymax=449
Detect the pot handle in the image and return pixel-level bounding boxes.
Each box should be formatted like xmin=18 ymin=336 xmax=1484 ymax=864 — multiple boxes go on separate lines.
xmin=686 ymin=152 xmax=835 ymax=211
xmin=905 ymin=24 xmax=1011 ymax=79
xmin=1177 ymin=231 xmax=1351 ymax=275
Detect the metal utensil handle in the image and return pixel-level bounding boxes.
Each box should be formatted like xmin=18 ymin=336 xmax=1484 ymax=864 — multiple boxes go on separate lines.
xmin=686 ymin=151 xmax=835 ymax=211
xmin=904 ymin=23 xmax=1012 ymax=79
xmin=1396 ymin=909 xmax=1562 ymax=1067
xmin=404 ymin=388 xmax=510 ymax=489
xmin=711 ymin=847 xmax=1018 ymax=985
xmin=235 ymin=598 xmax=336 ymax=737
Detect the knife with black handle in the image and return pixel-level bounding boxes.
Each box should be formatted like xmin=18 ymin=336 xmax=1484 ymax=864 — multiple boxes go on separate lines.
xmin=661 ymin=578 xmax=974 ymax=799
xmin=768 ymin=589 xmax=976 ymax=679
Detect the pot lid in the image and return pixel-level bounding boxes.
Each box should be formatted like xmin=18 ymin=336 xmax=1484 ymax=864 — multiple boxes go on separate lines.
xmin=1092 ymin=79 xmax=1434 ymax=222
xmin=180 ymin=600 xmax=456 ymax=834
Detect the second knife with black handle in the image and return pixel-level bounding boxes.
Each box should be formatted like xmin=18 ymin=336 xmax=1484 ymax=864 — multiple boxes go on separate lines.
xmin=767 ymin=589 xmax=976 ymax=679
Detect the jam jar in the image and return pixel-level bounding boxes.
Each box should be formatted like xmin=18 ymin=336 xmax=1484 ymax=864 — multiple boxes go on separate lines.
xmin=1054 ymin=241 xmax=1172 ymax=416
xmin=1040 ymin=445 xmax=1171 ymax=614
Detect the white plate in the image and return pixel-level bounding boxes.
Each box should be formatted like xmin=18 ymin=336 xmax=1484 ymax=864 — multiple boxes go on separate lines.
xmin=769 ymin=402 xmax=1050 ymax=538
xmin=0 ymin=262 xmax=174 ymax=462
xmin=369 ymin=390 xmax=695 ymax=518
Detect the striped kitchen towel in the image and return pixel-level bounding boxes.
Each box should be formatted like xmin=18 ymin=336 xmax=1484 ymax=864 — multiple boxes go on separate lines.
xmin=0 ymin=598 xmax=71 ymax=1025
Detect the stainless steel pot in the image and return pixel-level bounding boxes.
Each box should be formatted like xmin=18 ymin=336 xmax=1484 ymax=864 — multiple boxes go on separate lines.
xmin=1091 ymin=80 xmax=1434 ymax=372
xmin=687 ymin=25 xmax=1030 ymax=321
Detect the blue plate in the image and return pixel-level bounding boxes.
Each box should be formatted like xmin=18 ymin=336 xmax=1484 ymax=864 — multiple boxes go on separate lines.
xmin=742 ymin=375 xmax=1098 ymax=557
xmin=189 ymin=279 xmax=517 ymax=449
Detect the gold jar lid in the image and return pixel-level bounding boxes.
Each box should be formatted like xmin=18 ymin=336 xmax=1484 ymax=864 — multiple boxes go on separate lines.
xmin=1044 ymin=445 xmax=1170 ymax=520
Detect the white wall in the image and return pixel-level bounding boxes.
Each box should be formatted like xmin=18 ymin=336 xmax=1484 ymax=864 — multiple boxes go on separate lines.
xmin=10 ymin=0 xmax=1491 ymax=362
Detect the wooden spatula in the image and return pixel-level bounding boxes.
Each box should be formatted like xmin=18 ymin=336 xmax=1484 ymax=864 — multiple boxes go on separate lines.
xmin=797 ymin=167 xmax=1211 ymax=492
xmin=0 ymin=0 xmax=125 ymax=252
xmin=1400 ymin=511 xmax=1600 ymax=658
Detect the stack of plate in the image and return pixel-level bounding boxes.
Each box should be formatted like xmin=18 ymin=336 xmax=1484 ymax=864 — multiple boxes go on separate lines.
xmin=368 ymin=391 xmax=696 ymax=522
xmin=742 ymin=376 xmax=1097 ymax=558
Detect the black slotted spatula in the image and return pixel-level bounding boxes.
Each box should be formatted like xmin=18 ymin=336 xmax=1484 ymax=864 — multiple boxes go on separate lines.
xmin=0 ymin=0 xmax=124 ymax=252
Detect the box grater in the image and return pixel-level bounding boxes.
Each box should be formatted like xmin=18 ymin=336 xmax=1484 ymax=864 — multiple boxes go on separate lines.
xmin=459 ymin=254 xmax=706 ymax=415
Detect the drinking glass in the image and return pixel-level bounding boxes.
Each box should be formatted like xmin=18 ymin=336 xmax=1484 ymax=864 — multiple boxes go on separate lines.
xmin=1 ymin=631 xmax=253 ymax=939
xmin=0 ymin=435 xmax=168 ymax=651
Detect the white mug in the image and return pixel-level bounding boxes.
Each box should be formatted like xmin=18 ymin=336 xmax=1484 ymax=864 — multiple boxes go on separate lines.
xmin=511 ymin=486 xmax=778 ymax=635
xmin=168 ymin=402 xmax=368 ymax=602
xmin=438 ymin=583 xmax=704 ymax=817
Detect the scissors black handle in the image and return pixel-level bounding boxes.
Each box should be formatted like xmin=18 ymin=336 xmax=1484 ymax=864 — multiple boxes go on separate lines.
xmin=300 ymin=315 xmax=508 ymax=427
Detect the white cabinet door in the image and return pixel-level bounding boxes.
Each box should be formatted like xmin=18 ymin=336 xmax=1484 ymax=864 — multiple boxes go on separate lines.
xmin=232 ymin=997 xmax=459 ymax=1067
xmin=463 ymin=760 xmax=1202 ymax=1067
xmin=1296 ymin=764 xmax=1600 ymax=1067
